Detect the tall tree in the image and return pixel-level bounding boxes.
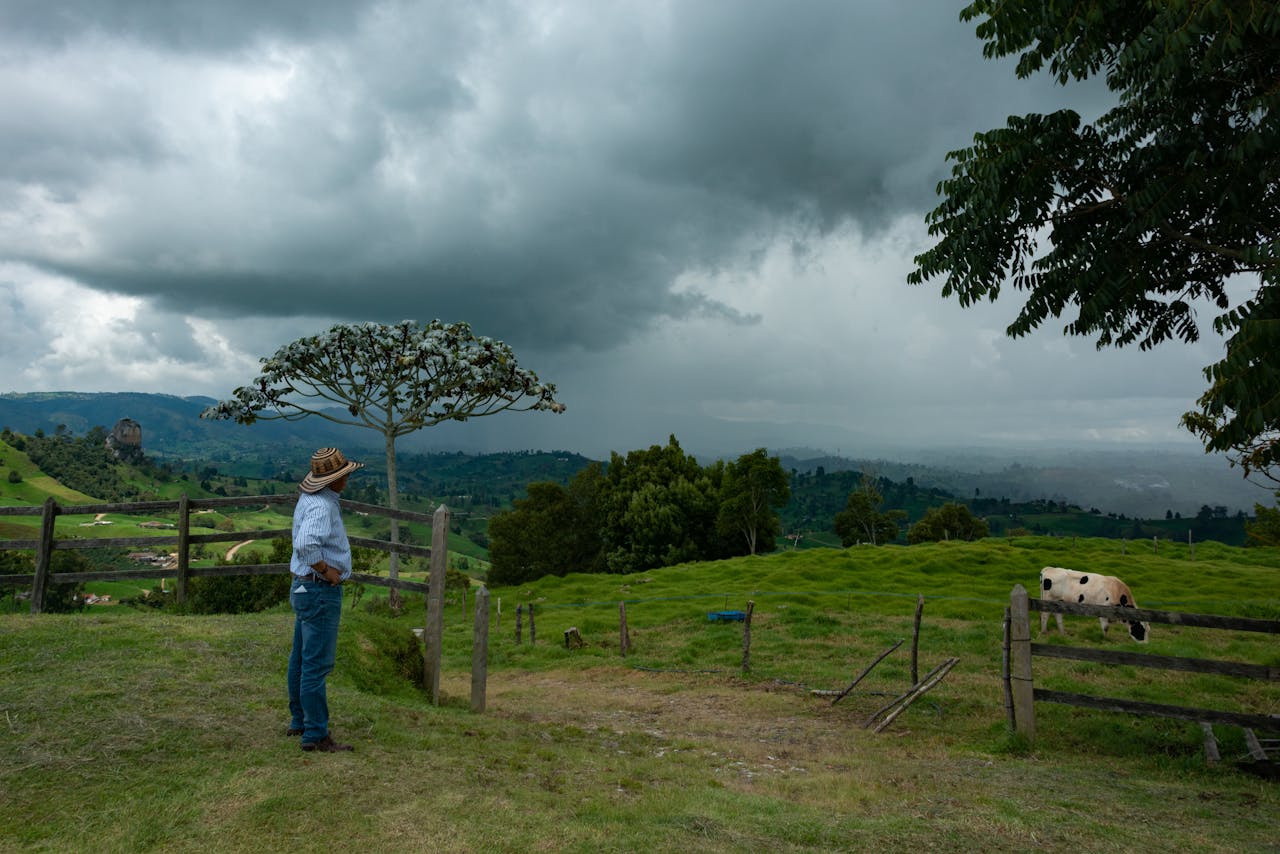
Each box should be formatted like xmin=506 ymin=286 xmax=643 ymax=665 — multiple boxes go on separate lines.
xmin=716 ymin=448 xmax=790 ymax=555
xmin=203 ymin=320 xmax=563 ymax=597
xmin=600 ymin=435 xmax=719 ymax=574
xmin=833 ymin=473 xmax=906 ymax=546
xmin=909 ymin=1 xmax=1279 ymax=483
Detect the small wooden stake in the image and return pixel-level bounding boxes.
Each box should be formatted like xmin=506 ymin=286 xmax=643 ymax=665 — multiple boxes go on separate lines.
xmin=471 ymin=586 xmax=489 ymax=713
xmin=1200 ymin=723 xmax=1220 ymax=764
xmin=1002 ymin=606 xmax=1014 ymax=732
xmin=911 ymin=594 xmax=924 ymax=685
xmin=619 ymin=601 xmax=630 ymax=658
xmin=741 ymin=600 xmax=755 ymax=673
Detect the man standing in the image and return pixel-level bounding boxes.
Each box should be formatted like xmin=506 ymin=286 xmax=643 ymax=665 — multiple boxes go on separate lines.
xmin=287 ymin=447 xmax=363 ymax=752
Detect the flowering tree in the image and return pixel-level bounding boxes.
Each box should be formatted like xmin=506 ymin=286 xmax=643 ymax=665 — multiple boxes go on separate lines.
xmin=202 ymin=320 xmax=565 ymax=593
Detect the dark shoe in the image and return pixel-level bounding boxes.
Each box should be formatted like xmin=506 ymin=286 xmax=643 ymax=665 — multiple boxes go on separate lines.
xmin=285 ymin=727 xmax=304 ymax=737
xmin=301 ymin=735 xmax=353 ymax=753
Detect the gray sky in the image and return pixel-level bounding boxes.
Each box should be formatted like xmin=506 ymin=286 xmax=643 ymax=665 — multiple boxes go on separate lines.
xmin=0 ymin=0 xmax=1250 ymax=461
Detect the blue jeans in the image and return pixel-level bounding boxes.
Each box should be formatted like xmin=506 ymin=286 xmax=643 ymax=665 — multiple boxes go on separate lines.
xmin=287 ymin=581 xmax=343 ymax=744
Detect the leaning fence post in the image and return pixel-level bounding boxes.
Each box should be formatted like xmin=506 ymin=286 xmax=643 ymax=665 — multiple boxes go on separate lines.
xmin=741 ymin=600 xmax=756 ymax=673
xmin=176 ymin=493 xmax=191 ymax=605
xmin=515 ymin=604 xmax=523 ymax=644
xmin=30 ymin=497 xmax=58 ymax=615
xmin=528 ymin=603 xmax=536 ymax=645
xmin=471 ymin=586 xmax=490 ymax=713
xmin=423 ymin=504 xmax=450 ymax=704
xmin=1009 ymin=584 xmax=1035 ymax=741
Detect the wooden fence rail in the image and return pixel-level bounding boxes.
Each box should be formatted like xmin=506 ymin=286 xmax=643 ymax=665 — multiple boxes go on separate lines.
xmin=0 ymin=493 xmax=440 ymax=607
xmin=1006 ymin=584 xmax=1280 ymax=743
xmin=0 ymin=493 xmax=487 ymax=708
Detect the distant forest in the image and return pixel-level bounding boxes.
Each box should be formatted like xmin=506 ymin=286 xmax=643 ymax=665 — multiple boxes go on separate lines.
xmin=0 ymin=425 xmax=1256 ymax=549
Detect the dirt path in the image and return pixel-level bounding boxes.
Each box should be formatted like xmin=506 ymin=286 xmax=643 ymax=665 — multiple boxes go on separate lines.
xmin=225 ymin=539 xmax=254 ymax=561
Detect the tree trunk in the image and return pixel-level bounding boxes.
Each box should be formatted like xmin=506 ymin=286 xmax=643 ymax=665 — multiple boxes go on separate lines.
xmin=384 ymin=432 xmax=402 ymax=611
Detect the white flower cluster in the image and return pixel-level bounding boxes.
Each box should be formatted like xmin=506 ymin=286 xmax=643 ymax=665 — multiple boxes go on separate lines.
xmin=202 ymin=320 xmax=565 ymax=425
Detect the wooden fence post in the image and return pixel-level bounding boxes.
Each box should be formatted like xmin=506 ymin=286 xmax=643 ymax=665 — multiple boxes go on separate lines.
xmin=529 ymin=603 xmax=536 ymax=645
xmin=1002 ymin=606 xmax=1015 ymax=731
xmin=423 ymin=504 xmax=449 ymax=704
xmin=515 ymin=604 xmax=523 ymax=644
xmin=176 ymin=493 xmax=190 ymax=605
xmin=29 ymin=497 xmax=58 ymax=615
xmin=911 ymin=594 xmax=924 ymax=685
xmin=619 ymin=601 xmax=630 ymax=657
xmin=471 ymin=586 xmax=489 ymax=713
xmin=1009 ymin=584 xmax=1035 ymax=741
xmin=742 ymin=600 xmax=755 ymax=673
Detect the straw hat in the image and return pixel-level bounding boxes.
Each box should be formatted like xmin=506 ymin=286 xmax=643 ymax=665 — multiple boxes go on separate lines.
xmin=299 ymin=447 xmax=364 ymax=493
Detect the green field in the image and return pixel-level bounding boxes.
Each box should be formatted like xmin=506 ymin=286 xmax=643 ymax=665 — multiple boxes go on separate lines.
xmin=2 ymin=537 xmax=1277 ymax=852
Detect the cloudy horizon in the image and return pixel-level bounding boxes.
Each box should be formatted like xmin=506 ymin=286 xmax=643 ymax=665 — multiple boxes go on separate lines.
xmin=0 ymin=1 xmax=1251 ymax=465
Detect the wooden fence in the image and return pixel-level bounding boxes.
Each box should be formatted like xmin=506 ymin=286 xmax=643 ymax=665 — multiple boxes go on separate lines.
xmin=0 ymin=494 xmax=487 ymax=708
xmin=1005 ymin=584 xmax=1279 ymax=744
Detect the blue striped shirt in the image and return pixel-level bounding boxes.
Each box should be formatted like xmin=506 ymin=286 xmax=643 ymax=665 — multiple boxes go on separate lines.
xmin=290 ymin=488 xmax=352 ymax=581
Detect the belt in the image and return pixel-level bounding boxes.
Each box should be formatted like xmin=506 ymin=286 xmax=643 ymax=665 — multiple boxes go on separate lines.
xmin=295 ymin=571 xmax=346 ymax=585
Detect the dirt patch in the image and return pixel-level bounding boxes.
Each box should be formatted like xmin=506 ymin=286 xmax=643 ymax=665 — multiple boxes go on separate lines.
xmin=451 ymin=666 xmax=934 ymax=786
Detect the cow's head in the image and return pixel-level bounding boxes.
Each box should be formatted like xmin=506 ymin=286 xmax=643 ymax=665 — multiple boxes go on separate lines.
xmin=1114 ymin=585 xmax=1150 ymax=643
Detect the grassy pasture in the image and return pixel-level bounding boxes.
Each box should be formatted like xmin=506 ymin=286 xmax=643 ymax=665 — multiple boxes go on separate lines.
xmin=2 ymin=538 xmax=1278 ymax=852
xmin=0 ymin=442 xmax=99 ymax=508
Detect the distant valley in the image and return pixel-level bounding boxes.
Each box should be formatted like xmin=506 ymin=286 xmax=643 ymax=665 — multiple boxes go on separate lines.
xmin=0 ymin=391 xmax=1269 ymax=520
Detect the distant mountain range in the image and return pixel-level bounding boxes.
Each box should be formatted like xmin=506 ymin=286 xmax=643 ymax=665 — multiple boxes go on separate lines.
xmin=0 ymin=391 xmax=1269 ymax=518
xmin=0 ymin=391 xmax=376 ymax=456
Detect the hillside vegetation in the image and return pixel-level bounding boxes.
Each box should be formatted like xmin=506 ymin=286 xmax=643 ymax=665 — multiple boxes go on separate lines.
xmin=3 ymin=537 xmax=1277 ymax=851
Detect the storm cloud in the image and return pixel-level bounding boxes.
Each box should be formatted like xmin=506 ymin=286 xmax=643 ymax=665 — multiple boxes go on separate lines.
xmin=0 ymin=1 xmax=1234 ymax=461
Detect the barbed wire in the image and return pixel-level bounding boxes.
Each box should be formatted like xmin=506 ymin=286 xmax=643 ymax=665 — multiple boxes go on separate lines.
xmin=514 ymin=587 xmax=1278 ymax=611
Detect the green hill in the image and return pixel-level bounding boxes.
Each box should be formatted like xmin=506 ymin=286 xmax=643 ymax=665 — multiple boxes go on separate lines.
xmin=0 ymin=439 xmax=98 ymax=509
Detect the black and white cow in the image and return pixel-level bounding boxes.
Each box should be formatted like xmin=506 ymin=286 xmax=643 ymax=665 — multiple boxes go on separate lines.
xmin=1039 ymin=566 xmax=1150 ymax=643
